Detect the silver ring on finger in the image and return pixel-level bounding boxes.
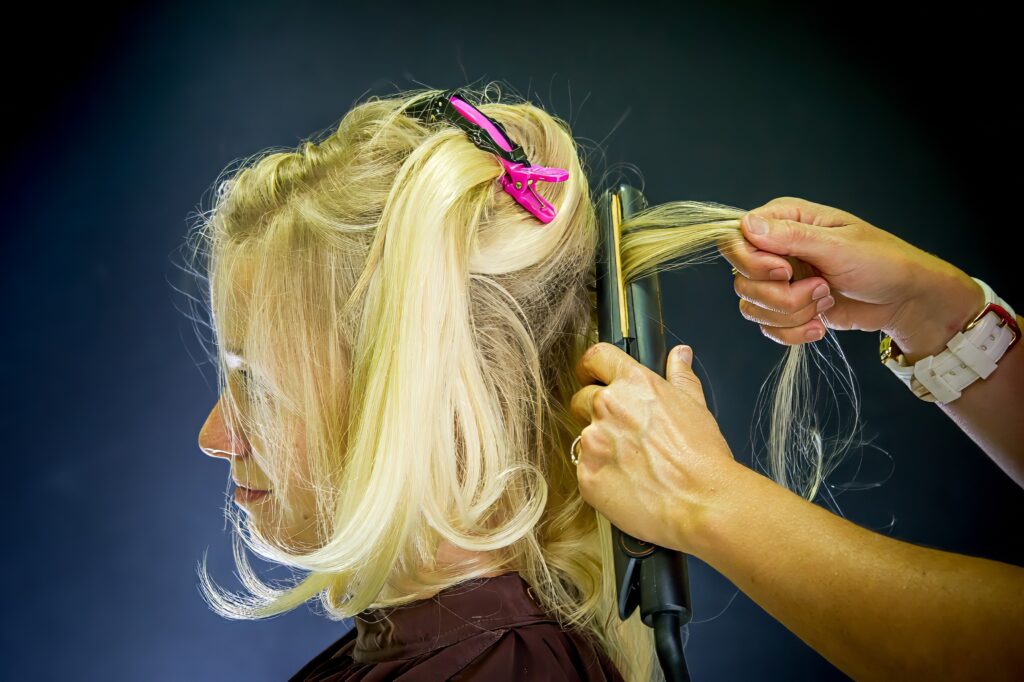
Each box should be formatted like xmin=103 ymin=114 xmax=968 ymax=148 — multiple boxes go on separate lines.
xmin=570 ymin=435 xmax=582 ymax=466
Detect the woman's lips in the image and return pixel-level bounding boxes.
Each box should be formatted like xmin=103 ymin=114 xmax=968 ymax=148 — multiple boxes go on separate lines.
xmin=234 ymin=486 xmax=272 ymax=503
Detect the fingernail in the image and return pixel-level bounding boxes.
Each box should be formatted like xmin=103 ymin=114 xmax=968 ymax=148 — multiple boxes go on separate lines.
xmin=816 ymin=295 xmax=835 ymax=312
xmin=747 ymin=214 xmax=769 ymax=235
xmin=675 ymin=345 xmax=693 ymax=364
xmin=811 ymin=283 xmax=830 ymax=300
xmin=769 ymin=267 xmax=790 ymax=281
xmin=805 ymin=328 xmax=825 ymax=342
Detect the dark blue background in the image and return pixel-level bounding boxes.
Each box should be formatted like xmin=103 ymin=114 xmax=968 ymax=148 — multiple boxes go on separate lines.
xmin=3 ymin=1 xmax=1020 ymax=680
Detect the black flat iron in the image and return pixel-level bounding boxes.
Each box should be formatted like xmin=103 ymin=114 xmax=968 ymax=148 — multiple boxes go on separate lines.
xmin=596 ymin=184 xmax=693 ymax=682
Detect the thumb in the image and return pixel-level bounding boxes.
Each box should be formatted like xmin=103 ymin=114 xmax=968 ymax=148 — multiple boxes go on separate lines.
xmin=742 ymin=212 xmax=839 ymax=264
xmin=666 ymin=345 xmax=707 ymax=407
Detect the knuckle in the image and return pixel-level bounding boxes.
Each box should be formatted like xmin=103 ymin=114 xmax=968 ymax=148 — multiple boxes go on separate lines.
xmin=738 ymin=298 xmax=756 ymax=322
xmin=844 ymin=220 xmax=869 ymax=241
xmin=780 ymin=195 xmax=812 ymax=210
xmin=780 ymin=328 xmax=805 ymax=346
xmin=641 ymin=367 xmax=664 ymax=393
xmin=780 ymin=218 xmax=802 ymax=242
xmin=736 ymin=282 xmax=766 ymax=309
xmin=760 ymin=324 xmax=782 ymax=344
xmin=761 ymin=323 xmax=802 ymax=346
xmin=580 ymin=425 xmax=604 ymax=454
xmin=741 ymin=299 xmax=774 ymax=325
xmin=765 ymin=195 xmax=800 ymax=209
xmin=582 ymin=341 xmax=612 ymax=366
xmin=591 ymin=387 xmax=613 ymax=416
xmin=733 ymin=274 xmax=746 ymax=297
xmin=577 ymin=343 xmax=608 ymax=384
xmin=569 ymin=393 xmax=585 ymax=421
xmin=681 ymin=370 xmax=702 ymax=391
xmin=782 ymin=288 xmax=803 ymax=314
xmin=798 ymin=300 xmax=821 ymax=325
xmin=625 ymin=363 xmax=648 ymax=383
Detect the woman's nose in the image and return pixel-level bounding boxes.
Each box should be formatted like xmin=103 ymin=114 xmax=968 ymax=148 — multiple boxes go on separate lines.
xmin=198 ymin=398 xmax=244 ymax=460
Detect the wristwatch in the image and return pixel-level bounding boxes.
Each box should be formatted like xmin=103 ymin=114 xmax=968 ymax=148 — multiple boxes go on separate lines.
xmin=879 ymin=277 xmax=1020 ymax=404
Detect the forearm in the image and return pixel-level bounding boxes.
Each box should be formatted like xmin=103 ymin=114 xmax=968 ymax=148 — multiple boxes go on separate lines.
xmin=889 ymin=262 xmax=1024 ymax=486
xmin=690 ymin=462 xmax=1024 ymax=681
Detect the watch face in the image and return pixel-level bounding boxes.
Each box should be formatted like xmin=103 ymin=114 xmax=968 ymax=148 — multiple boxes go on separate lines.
xmin=879 ymin=334 xmax=896 ymax=364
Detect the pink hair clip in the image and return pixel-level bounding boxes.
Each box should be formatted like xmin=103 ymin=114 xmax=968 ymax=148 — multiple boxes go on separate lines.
xmin=408 ymin=90 xmax=570 ymax=224
xmin=495 ymin=158 xmax=569 ymax=224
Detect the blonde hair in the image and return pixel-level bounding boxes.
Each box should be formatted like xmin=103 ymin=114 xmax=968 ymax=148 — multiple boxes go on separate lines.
xmin=186 ymin=84 xmax=854 ymax=681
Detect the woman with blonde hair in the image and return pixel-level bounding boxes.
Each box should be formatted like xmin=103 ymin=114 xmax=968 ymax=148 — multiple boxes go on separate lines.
xmin=191 ymin=84 xmax=828 ymax=681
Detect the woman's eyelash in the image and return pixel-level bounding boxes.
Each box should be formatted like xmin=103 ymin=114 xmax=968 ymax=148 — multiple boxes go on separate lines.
xmin=236 ymin=369 xmax=256 ymax=391
xmin=234 ymin=368 xmax=271 ymax=400
xmin=225 ymin=366 xmax=250 ymax=392
xmin=226 ymin=365 xmax=274 ymax=406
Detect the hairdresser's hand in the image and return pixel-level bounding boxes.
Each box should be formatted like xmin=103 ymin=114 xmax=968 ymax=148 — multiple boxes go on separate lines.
xmin=569 ymin=342 xmax=741 ymax=555
xmin=721 ymin=196 xmax=984 ymax=363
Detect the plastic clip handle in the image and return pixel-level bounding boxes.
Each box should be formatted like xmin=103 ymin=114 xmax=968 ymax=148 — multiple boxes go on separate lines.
xmin=498 ymin=159 xmax=569 ymax=224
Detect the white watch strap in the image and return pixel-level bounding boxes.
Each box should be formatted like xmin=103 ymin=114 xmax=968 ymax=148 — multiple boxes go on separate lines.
xmin=884 ymin=277 xmax=1017 ymax=404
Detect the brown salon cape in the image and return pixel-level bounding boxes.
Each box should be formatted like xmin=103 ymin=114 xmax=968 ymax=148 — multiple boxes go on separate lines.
xmin=289 ymin=571 xmax=626 ymax=681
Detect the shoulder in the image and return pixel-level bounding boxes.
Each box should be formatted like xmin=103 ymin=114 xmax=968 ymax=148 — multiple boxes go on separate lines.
xmin=288 ymin=627 xmax=357 ymax=682
xmin=290 ymin=622 xmax=625 ymax=682
xmin=449 ymin=621 xmax=626 ymax=682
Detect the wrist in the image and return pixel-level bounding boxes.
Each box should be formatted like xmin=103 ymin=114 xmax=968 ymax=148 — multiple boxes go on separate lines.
xmin=684 ymin=459 xmax=762 ymax=561
xmin=883 ymin=260 xmax=984 ymax=364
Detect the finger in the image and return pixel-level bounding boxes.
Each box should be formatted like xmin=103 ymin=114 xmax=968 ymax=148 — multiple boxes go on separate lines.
xmin=741 ymin=212 xmax=847 ymax=263
xmin=748 ymin=196 xmax=856 ymax=228
xmin=739 ymin=294 xmax=834 ymax=329
xmin=666 ymin=345 xmax=707 ymax=407
xmin=759 ymin=320 xmax=828 ymax=345
xmin=569 ymin=384 xmax=603 ymax=425
xmin=718 ymin=234 xmax=793 ymax=281
xmin=575 ymin=341 xmax=643 ymax=387
xmin=733 ymin=273 xmax=831 ymax=316
xmin=811 ymin=291 xmax=880 ymax=333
